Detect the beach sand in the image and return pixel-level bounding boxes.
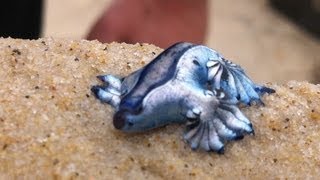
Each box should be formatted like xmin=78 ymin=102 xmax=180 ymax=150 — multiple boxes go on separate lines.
xmin=0 ymin=38 xmax=319 ymax=178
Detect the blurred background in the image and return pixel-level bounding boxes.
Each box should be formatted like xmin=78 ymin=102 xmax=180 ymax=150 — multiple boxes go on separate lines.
xmin=1 ymin=0 xmax=319 ymax=84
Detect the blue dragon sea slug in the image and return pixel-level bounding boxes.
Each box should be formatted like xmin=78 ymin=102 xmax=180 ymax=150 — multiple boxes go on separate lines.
xmin=91 ymin=42 xmax=275 ymax=153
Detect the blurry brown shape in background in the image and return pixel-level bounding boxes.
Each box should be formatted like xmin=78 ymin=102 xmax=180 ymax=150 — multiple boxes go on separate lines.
xmin=86 ymin=0 xmax=208 ymax=48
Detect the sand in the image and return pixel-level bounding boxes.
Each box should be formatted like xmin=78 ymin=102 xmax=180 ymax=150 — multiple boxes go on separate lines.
xmin=0 ymin=38 xmax=319 ymax=179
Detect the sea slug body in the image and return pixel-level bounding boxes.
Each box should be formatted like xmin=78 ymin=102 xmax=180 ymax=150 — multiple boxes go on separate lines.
xmin=91 ymin=42 xmax=275 ymax=153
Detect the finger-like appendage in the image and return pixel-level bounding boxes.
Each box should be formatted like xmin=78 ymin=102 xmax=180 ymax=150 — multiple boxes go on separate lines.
xmin=184 ymin=121 xmax=205 ymax=150
xmin=199 ymin=122 xmax=210 ymax=151
xmin=183 ymin=105 xmax=251 ymax=152
xmin=91 ymin=85 xmax=120 ymax=109
xmin=182 ymin=89 xmax=254 ymax=152
xmin=208 ymin=120 xmax=224 ymax=153
xmin=97 ymin=74 xmax=122 ymax=91
xmin=212 ymin=118 xmax=238 ymax=140
xmin=255 ymin=86 xmax=276 ymax=95
xmin=232 ymin=70 xmax=263 ymax=103
xmin=220 ymin=69 xmax=238 ymax=102
xmin=208 ymin=62 xmax=223 ymax=89
xmin=232 ymin=73 xmax=251 ymax=105
xmin=184 ymin=120 xmax=225 ymax=152
xmin=216 ymin=107 xmax=253 ymax=134
xmin=219 ymin=104 xmax=251 ymax=124
xmin=207 ymin=58 xmax=275 ymax=105
xmin=186 ymin=108 xmax=201 ymax=119
xmin=207 ymin=60 xmax=222 ymax=87
xmin=184 ymin=121 xmax=201 ymax=143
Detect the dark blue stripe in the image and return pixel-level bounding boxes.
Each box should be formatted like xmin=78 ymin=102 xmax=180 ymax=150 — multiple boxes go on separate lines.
xmin=120 ymin=42 xmax=196 ymax=113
